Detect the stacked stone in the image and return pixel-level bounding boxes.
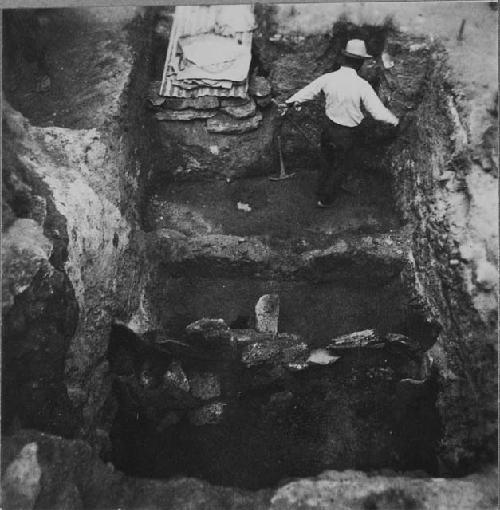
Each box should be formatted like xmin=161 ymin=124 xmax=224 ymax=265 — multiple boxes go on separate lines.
xmin=147 ymin=75 xmax=272 ymax=135
xmin=119 ymin=293 xmax=426 ymax=431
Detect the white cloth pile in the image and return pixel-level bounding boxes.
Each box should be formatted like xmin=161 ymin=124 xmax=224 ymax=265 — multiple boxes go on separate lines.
xmin=160 ymin=5 xmax=255 ymax=98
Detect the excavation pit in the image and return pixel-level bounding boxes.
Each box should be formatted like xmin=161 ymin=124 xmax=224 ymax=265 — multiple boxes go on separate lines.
xmin=106 ymin=20 xmax=446 ymax=492
xmin=2 ymin=5 xmax=497 ymax=509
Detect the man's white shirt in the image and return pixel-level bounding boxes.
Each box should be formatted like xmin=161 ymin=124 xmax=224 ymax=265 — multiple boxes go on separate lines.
xmin=286 ymin=66 xmax=399 ymax=128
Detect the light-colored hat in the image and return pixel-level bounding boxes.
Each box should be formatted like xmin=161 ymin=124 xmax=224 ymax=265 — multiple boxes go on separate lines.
xmin=342 ymin=39 xmax=372 ymax=59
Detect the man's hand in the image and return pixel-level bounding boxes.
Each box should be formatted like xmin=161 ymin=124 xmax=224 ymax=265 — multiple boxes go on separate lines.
xmin=277 ymin=102 xmax=290 ymax=116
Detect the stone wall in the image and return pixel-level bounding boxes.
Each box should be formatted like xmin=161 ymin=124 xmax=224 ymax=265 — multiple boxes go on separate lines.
xmin=147 ymin=76 xmax=279 ymax=184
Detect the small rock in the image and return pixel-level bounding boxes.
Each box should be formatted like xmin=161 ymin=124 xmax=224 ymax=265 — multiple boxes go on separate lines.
xmin=480 ymin=155 xmax=493 ymax=172
xmin=459 ymin=243 xmax=476 ymax=261
xmin=189 ymin=402 xmax=226 ymax=426
xmin=163 ymin=361 xmax=190 ymax=393
xmin=249 ymin=75 xmax=272 ymax=98
xmin=381 ymin=51 xmax=394 ymax=70
xmin=409 ymin=43 xmax=428 ymax=52
xmin=287 ymin=362 xmax=309 ymax=371
xmin=255 ymin=294 xmax=279 ymax=334
xmin=140 ymin=364 xmax=154 ymax=388
xmin=190 ymin=372 xmax=221 ymax=400
xmin=237 ymin=201 xmax=252 ymax=212
xmin=307 ymin=348 xmax=340 ymax=365
xmin=147 ymin=81 xmax=166 ymax=107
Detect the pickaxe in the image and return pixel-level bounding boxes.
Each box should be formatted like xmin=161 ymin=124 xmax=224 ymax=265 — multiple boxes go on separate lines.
xmin=269 ymin=99 xmax=318 ymax=182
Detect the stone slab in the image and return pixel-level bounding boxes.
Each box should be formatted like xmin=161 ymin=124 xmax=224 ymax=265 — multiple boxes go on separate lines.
xmin=206 ymin=112 xmax=263 ymax=134
xmin=220 ymin=96 xmax=252 ymax=108
xmin=222 ymin=99 xmax=257 ymax=119
xmin=255 ymin=294 xmax=279 ymax=334
xmin=163 ymin=96 xmax=220 ymax=111
xmin=156 ymin=109 xmax=218 ymax=121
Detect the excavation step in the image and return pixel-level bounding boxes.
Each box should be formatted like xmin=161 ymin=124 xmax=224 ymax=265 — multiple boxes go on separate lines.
xmin=146 ymin=170 xmax=401 ymax=240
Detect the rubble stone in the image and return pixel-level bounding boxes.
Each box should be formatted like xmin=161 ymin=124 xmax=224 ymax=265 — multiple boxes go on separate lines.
xmin=147 ymin=81 xmax=166 ymax=107
xmin=189 ymin=402 xmax=226 ymax=426
xmin=163 ymin=361 xmax=190 ymax=393
xmin=190 ymin=372 xmax=221 ymax=400
xmin=185 ymin=318 xmax=233 ymax=348
xmin=249 ymin=75 xmax=272 ymax=98
xmin=241 ymin=333 xmax=308 ymax=367
xmin=326 ymin=329 xmax=385 ymax=352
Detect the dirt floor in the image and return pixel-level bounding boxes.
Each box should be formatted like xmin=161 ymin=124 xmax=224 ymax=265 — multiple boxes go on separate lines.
xmin=147 ymin=171 xmax=400 ymax=244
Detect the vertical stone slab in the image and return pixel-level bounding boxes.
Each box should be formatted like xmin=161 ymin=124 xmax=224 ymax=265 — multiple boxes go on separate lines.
xmin=255 ymin=294 xmax=280 ymax=335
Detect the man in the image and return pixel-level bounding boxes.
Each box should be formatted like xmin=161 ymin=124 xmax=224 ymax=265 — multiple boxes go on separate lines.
xmin=284 ymin=39 xmax=399 ymax=207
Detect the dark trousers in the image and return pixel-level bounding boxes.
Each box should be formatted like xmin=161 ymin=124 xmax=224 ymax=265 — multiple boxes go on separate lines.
xmin=317 ymin=119 xmax=360 ymax=203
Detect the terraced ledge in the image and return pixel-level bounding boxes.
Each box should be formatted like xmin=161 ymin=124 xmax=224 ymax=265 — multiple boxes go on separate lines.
xmin=151 ymin=229 xmax=409 ymax=280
